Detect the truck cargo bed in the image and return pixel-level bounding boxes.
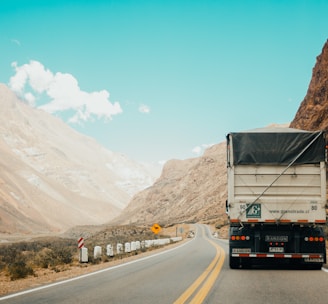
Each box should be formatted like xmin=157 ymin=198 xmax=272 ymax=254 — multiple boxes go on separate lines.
xmin=228 ymin=163 xmax=326 ymax=224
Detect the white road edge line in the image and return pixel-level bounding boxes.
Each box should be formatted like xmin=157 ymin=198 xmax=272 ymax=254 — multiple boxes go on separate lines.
xmin=0 ymin=238 xmax=195 ymax=301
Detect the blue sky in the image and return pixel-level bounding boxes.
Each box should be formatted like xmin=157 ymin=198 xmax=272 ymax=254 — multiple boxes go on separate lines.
xmin=1 ymin=0 xmax=328 ymax=163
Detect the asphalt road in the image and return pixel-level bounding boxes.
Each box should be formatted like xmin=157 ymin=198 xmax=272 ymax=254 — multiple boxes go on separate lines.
xmin=1 ymin=225 xmax=328 ymax=304
xmin=208 ymin=236 xmax=328 ymax=304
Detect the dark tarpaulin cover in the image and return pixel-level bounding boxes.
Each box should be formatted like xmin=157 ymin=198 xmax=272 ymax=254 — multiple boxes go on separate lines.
xmin=228 ymin=129 xmax=325 ymax=165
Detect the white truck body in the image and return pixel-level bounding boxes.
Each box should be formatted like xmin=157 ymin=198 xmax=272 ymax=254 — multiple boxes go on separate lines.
xmin=228 ymin=163 xmax=326 ymax=224
xmin=226 ymin=128 xmax=327 ymax=269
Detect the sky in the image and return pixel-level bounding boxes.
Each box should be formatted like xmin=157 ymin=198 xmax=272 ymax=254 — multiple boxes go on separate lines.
xmin=1 ymin=0 xmax=328 ymax=163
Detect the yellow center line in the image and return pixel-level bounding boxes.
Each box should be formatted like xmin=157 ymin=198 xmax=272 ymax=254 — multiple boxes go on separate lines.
xmin=190 ymin=240 xmax=225 ymax=304
xmin=173 ymin=227 xmax=225 ymax=304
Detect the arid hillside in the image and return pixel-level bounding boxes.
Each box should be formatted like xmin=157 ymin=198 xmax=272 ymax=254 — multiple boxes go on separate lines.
xmin=115 ymin=40 xmax=328 ymax=228
xmin=2 ymin=38 xmax=328 ymax=238
xmin=0 ymin=84 xmax=159 ymax=236
xmin=290 ymin=40 xmax=328 ymax=130
xmin=112 ymin=142 xmax=228 ymax=227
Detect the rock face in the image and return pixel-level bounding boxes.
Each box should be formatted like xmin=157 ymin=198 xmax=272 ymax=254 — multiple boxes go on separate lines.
xmin=0 ymin=84 xmax=159 ymax=235
xmin=112 ymin=142 xmax=228 ymax=226
xmin=290 ymin=40 xmax=328 ymax=130
xmin=116 ymin=40 xmax=328 ymax=228
xmin=3 ymin=38 xmax=328 ymax=235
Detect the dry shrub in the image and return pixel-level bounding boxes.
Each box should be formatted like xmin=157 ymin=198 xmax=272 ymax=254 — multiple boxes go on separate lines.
xmin=7 ymin=256 xmax=34 ymax=281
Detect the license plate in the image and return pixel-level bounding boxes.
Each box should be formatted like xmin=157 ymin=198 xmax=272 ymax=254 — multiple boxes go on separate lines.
xmin=304 ymin=258 xmax=324 ymax=263
xmin=269 ymin=247 xmax=284 ymax=253
xmin=232 ymin=248 xmax=251 ymax=254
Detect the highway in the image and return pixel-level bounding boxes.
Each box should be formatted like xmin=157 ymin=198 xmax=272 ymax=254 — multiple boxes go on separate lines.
xmin=1 ymin=224 xmax=328 ymax=304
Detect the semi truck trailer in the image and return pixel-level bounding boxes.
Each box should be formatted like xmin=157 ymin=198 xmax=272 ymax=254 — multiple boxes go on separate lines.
xmin=226 ymin=128 xmax=327 ymax=269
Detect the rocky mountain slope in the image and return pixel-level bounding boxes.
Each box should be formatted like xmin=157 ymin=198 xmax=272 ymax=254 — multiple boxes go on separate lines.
xmin=290 ymin=40 xmax=328 ymax=130
xmin=115 ymin=39 xmax=328 ymax=228
xmin=112 ymin=142 xmax=228 ymax=226
xmin=0 ymin=84 xmax=159 ymax=235
xmin=2 ymin=38 xmax=328 ymax=237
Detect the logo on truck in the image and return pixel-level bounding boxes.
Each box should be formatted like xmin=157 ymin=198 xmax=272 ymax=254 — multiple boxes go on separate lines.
xmin=246 ymin=203 xmax=261 ymax=218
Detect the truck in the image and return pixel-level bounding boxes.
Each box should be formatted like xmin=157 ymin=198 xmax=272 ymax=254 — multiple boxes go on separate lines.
xmin=226 ymin=128 xmax=327 ymax=269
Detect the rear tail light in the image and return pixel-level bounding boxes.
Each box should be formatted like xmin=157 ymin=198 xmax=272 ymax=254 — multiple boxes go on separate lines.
xmin=231 ymin=235 xmax=250 ymax=241
xmin=304 ymin=236 xmax=325 ymax=242
xmin=269 ymin=242 xmax=285 ymax=246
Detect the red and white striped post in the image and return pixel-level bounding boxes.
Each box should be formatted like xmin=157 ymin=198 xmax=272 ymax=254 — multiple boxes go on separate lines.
xmin=78 ymin=237 xmax=84 ymax=249
xmin=78 ymin=237 xmax=88 ymax=263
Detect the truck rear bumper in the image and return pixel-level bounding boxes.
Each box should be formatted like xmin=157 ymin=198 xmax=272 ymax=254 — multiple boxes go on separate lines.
xmin=232 ymin=252 xmax=324 ymax=261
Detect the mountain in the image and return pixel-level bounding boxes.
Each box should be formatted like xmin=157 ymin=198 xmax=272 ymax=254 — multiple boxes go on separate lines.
xmin=2 ymin=38 xmax=328 ymax=237
xmin=111 ymin=142 xmax=228 ymax=227
xmin=290 ymin=40 xmax=328 ymax=130
xmin=0 ymin=84 xmax=160 ymax=235
xmin=114 ymin=40 xmax=328 ymax=228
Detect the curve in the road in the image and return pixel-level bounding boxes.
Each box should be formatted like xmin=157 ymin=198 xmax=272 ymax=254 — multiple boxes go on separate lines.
xmin=174 ymin=226 xmax=225 ymax=304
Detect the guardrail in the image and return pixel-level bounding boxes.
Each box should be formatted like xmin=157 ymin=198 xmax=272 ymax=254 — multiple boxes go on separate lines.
xmin=80 ymin=236 xmax=183 ymax=262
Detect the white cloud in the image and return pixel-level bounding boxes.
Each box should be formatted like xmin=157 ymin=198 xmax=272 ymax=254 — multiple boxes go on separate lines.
xmin=192 ymin=146 xmax=202 ymax=155
xmin=139 ymin=104 xmax=150 ymax=114
xmin=192 ymin=143 xmax=215 ymax=156
xmin=11 ymin=39 xmax=21 ymax=46
xmin=9 ymin=60 xmax=122 ymax=123
xmin=10 ymin=61 xmax=53 ymax=94
xmin=24 ymin=92 xmax=36 ymax=106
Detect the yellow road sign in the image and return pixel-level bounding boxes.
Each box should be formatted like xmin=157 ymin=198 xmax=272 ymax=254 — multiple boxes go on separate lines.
xmin=151 ymin=223 xmax=162 ymax=234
